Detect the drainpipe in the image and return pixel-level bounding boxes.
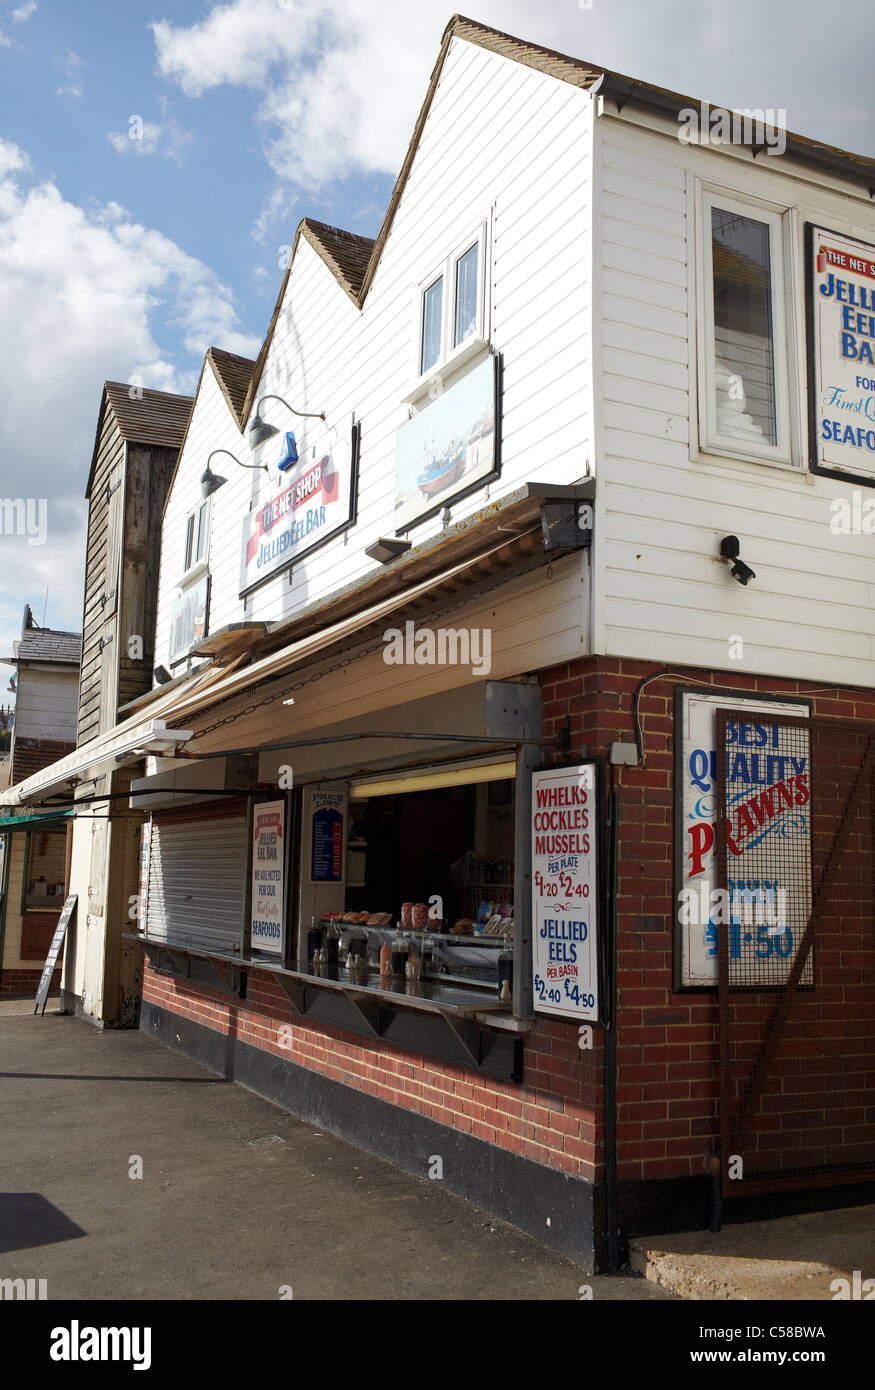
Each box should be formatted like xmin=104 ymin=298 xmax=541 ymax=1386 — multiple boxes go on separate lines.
xmin=603 ymin=782 xmax=620 ymax=1272
xmin=706 ymin=1151 xmax=722 ymax=1232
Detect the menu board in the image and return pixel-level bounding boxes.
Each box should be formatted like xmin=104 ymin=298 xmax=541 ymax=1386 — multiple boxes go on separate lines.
xmin=309 ymin=789 xmax=346 ymax=883
xmin=531 ymin=764 xmax=599 ymax=1022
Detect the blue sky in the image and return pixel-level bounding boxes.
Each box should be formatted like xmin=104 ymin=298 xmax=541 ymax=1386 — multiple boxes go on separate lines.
xmin=0 ymin=0 xmax=873 ymax=681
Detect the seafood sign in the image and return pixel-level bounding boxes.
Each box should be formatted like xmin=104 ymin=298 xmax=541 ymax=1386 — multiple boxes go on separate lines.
xmin=239 ymin=436 xmax=352 ymax=593
xmin=810 ymin=225 xmax=875 ymax=482
xmin=531 ymin=764 xmax=600 ymax=1022
xmin=677 ymin=692 xmax=810 ymax=987
xmin=250 ymin=801 xmax=285 ymax=956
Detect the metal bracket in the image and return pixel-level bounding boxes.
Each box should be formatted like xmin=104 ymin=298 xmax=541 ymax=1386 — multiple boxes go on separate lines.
xmin=273 ymin=973 xmax=306 ymax=1014
xmin=541 ymin=501 xmax=593 ymax=551
xmin=341 ymin=989 xmax=380 ymax=1036
xmin=438 ymin=1010 xmax=480 ymax=1068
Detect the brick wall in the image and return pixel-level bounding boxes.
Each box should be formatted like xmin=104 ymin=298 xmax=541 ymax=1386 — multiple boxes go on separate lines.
xmin=11 ymin=738 xmax=76 ymax=785
xmin=0 ymin=966 xmax=60 ymax=998
xmin=541 ymin=655 xmax=875 ymax=1186
xmin=143 ymin=653 xmax=875 ymax=1192
xmin=142 ymin=965 xmax=602 ymax=1182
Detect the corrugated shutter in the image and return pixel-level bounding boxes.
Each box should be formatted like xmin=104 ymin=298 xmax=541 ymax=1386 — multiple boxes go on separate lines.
xmin=146 ymin=811 xmax=247 ymax=954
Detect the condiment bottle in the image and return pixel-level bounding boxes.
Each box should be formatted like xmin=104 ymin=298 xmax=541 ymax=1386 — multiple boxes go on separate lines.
xmin=307 ymin=916 xmax=323 ymax=962
xmin=498 ymin=946 xmax=513 ymax=1000
xmin=379 ymin=941 xmax=391 ymax=978
xmin=323 ymin=920 xmax=340 ymax=966
xmin=391 ymin=929 xmax=408 ymax=977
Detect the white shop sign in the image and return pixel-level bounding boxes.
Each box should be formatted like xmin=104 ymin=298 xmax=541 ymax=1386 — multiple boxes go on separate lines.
xmin=250 ymin=800 xmax=285 ymax=956
xmin=809 ymin=224 xmax=875 ymax=485
xmin=531 ymin=763 xmax=599 ymax=1022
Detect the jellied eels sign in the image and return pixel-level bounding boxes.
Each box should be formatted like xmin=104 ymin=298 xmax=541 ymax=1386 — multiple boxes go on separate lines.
xmin=531 ymin=764 xmax=599 ymax=1022
xmin=809 ymin=224 xmax=875 ymax=485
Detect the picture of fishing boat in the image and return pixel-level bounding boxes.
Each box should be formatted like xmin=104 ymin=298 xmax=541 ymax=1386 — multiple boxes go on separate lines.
xmin=416 ymin=439 xmax=465 ymax=497
xmin=395 ymin=354 xmax=498 ymax=531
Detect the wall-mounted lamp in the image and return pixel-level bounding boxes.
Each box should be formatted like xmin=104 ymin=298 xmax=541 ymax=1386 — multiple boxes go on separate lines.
xmin=365 ymin=536 xmax=412 ymax=564
xmin=153 ymin=665 xmax=172 ymax=685
xmin=200 ymin=449 xmax=268 ymax=500
xmin=720 ymin=535 xmax=756 ymax=586
xmin=249 ymin=394 xmax=326 ymax=450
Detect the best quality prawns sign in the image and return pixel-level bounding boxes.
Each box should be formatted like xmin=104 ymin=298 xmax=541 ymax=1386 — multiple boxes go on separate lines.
xmin=531 ymin=764 xmax=600 ymax=1023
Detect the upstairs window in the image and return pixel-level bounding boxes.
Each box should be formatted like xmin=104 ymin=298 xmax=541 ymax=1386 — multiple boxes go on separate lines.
xmin=421 ymin=275 xmax=444 ymax=374
xmin=697 ymin=188 xmax=794 ymax=467
xmin=413 ymin=222 xmax=488 ymax=392
xmin=184 ymin=499 xmax=210 ymax=574
xmin=454 ymin=243 xmax=479 ymax=348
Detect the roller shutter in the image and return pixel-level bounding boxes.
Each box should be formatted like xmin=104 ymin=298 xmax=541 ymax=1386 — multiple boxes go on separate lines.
xmin=146 ymin=803 xmax=247 ymax=954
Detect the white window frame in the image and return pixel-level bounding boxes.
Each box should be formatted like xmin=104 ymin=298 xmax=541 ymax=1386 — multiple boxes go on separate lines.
xmin=693 ymin=181 xmax=799 ymax=470
xmin=181 ymin=497 xmax=210 ymax=583
xmin=405 ymin=218 xmax=490 ymax=402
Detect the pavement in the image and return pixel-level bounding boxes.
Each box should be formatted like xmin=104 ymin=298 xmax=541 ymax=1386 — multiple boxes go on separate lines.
xmin=0 ymin=1002 xmax=670 ymax=1301
xmin=630 ymin=1205 xmax=875 ymax=1300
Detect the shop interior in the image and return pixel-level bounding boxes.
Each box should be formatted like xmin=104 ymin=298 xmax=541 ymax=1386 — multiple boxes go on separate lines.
xmin=309 ymin=762 xmax=517 ymax=995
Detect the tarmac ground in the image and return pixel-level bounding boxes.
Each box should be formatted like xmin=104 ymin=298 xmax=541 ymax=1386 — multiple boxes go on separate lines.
xmin=0 ymin=1001 xmax=670 ymax=1301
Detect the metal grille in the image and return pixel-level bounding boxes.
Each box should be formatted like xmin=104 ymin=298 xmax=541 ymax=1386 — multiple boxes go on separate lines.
xmin=146 ymin=814 xmax=247 ymax=955
xmin=716 ymin=711 xmax=875 ymax=1196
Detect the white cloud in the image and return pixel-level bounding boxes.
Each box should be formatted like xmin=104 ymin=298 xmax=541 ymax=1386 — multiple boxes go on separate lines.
xmin=0 ymin=140 xmax=259 ymax=661
xmin=106 ymin=116 xmax=193 ymax=164
xmin=152 ymin=0 xmax=875 ymax=213
xmin=55 ymin=48 xmax=83 ymax=98
xmin=11 ymin=2 xmax=37 ymax=21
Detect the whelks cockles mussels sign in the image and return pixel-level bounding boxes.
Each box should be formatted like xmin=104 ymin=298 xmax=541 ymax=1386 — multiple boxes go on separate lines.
xmin=531 ymin=763 xmax=599 ymax=1022
xmin=239 ymin=433 xmax=355 ymax=594
xmin=809 ymin=225 xmax=875 ymax=484
xmin=250 ymin=800 xmax=285 ymax=956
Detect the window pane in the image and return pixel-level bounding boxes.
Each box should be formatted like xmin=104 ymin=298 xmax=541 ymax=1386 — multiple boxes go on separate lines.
xmin=454 ymin=244 xmax=479 ymax=348
xmin=184 ymin=514 xmax=194 ymax=570
xmin=196 ymin=502 xmax=209 ymax=563
xmin=711 ymin=208 xmax=777 ymax=446
xmin=421 ymin=276 xmax=443 ymax=373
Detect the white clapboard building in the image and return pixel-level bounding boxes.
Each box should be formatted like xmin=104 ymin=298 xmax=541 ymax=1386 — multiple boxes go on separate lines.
xmin=3 ymin=16 xmax=874 ymax=1268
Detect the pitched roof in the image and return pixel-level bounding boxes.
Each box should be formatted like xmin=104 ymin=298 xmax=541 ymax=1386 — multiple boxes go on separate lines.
xmin=103 ymin=382 xmax=194 ymax=450
xmin=207 ymin=347 xmax=257 ymax=428
xmin=239 ymin=13 xmax=875 ymax=421
xmin=302 ymin=221 xmax=375 ymax=302
xmin=3 ymin=627 xmax=81 ymax=667
xmin=86 ymin=383 xmax=194 ymax=498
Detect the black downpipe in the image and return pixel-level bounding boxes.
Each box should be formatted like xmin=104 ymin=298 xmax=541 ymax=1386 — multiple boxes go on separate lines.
xmin=603 ymin=782 xmax=620 ymax=1272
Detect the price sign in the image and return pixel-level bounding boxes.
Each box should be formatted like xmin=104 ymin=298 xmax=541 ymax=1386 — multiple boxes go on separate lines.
xmin=531 ymin=764 xmax=599 ymax=1022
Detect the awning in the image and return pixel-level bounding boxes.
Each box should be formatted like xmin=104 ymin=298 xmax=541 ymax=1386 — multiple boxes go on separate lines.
xmin=0 ymin=664 xmax=230 ymax=808
xmin=2 ymin=482 xmax=591 ymax=806
xmin=0 ymin=809 xmax=73 ymax=831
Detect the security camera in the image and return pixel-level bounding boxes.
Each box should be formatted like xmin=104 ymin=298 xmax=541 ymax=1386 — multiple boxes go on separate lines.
xmin=719 ymin=535 xmax=756 ymax=586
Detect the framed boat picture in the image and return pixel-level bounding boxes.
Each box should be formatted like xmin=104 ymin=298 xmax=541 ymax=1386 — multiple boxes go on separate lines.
xmin=394 ymin=352 xmax=501 ymax=533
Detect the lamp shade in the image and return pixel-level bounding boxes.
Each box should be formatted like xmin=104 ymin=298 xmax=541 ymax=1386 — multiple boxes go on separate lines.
xmin=248 ymin=414 xmax=280 ymax=449
xmin=200 ymin=465 xmax=227 ymax=499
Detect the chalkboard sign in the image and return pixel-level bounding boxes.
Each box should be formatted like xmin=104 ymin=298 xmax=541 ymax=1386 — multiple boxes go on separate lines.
xmin=34 ymin=894 xmax=76 ymax=1016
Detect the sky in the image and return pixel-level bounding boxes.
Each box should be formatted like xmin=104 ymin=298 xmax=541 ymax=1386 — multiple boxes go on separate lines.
xmin=0 ymin=0 xmax=873 ymax=688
